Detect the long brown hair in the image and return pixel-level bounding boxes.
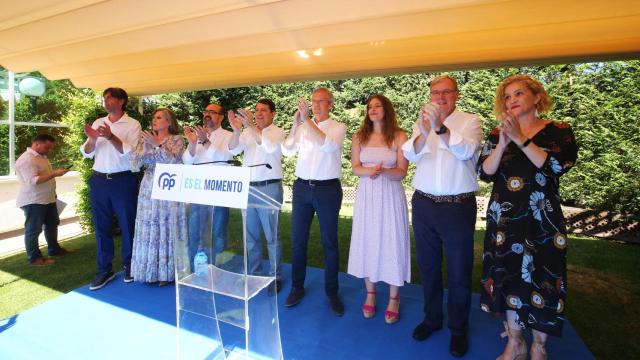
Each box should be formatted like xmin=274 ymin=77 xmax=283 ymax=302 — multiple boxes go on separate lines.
xmin=356 ymin=94 xmax=400 ymax=148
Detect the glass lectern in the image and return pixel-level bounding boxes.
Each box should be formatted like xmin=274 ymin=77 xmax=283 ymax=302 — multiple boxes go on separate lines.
xmin=153 ymin=164 xmax=283 ymax=360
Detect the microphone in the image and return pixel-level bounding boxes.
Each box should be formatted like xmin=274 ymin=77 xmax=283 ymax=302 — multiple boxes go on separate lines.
xmin=194 ymin=160 xmax=242 ymax=166
xmin=248 ymin=163 xmax=272 ymax=169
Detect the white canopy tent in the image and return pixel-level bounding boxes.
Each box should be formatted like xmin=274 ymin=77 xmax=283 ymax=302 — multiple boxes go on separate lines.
xmin=1 ymin=0 xmax=639 ymax=95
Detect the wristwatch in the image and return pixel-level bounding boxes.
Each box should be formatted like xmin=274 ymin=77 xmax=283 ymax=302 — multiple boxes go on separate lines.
xmin=197 ymin=139 xmax=209 ymax=145
xmin=518 ymin=138 xmax=532 ymax=149
xmin=435 ymin=125 xmax=448 ymax=135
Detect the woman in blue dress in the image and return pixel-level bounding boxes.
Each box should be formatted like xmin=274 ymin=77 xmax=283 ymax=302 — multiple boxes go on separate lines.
xmin=131 ymin=108 xmax=187 ymax=286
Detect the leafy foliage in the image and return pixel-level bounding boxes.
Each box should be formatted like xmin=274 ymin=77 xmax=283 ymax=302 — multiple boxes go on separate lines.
xmin=3 ymin=62 xmax=639 ymax=226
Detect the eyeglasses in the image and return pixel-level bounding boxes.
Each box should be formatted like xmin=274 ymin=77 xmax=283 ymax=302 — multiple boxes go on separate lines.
xmin=430 ymin=89 xmax=458 ymax=97
xmin=202 ymin=110 xmax=224 ymax=115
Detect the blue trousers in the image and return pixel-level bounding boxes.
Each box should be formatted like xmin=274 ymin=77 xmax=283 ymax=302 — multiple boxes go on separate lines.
xmin=187 ymin=204 xmax=229 ymax=268
xmin=22 ymin=202 xmax=61 ymax=263
xmin=291 ymin=178 xmax=342 ymax=297
xmin=411 ymin=192 xmax=476 ymax=335
xmin=246 ymin=182 xmax=283 ymax=279
xmin=89 ymin=173 xmax=138 ymax=273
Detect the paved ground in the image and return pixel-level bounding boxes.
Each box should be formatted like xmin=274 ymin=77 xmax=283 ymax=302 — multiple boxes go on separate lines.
xmin=0 ymin=173 xmax=85 ymax=258
xmin=0 ymin=218 xmax=85 ymax=258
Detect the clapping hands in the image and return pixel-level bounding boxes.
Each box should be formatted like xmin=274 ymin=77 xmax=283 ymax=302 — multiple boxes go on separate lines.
xmin=497 ymin=111 xmax=522 ymax=147
xmin=293 ymin=98 xmax=310 ymax=127
xmin=140 ymin=130 xmax=159 ymax=147
xmin=418 ymin=102 xmax=443 ymax=136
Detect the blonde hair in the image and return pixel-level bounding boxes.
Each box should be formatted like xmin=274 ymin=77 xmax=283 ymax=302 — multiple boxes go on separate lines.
xmin=429 ymin=75 xmax=458 ymax=91
xmin=153 ymin=108 xmax=180 ymax=135
xmin=494 ymin=74 xmax=553 ymax=117
xmin=313 ymin=87 xmax=334 ymax=103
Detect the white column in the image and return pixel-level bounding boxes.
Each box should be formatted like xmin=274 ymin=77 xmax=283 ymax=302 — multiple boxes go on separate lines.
xmin=8 ymin=71 xmax=15 ymax=175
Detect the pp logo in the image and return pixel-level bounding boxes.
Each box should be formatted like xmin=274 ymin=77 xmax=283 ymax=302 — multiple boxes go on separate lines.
xmin=158 ymin=172 xmax=177 ymax=190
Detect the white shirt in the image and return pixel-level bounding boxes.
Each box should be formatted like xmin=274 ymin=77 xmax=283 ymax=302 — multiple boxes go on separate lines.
xmin=402 ymin=110 xmax=482 ymax=195
xmin=15 ymin=148 xmax=56 ymax=207
xmin=183 ymin=127 xmax=233 ymax=166
xmin=80 ymin=113 xmax=142 ymax=173
xmin=282 ymin=118 xmax=347 ymax=180
xmin=228 ymin=124 xmax=284 ymax=181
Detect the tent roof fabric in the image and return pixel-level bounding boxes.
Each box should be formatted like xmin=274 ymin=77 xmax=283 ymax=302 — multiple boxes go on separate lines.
xmin=1 ymin=0 xmax=639 ymax=95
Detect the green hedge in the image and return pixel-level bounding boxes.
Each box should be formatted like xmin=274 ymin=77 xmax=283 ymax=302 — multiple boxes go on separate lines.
xmin=7 ymin=62 xmax=635 ymax=230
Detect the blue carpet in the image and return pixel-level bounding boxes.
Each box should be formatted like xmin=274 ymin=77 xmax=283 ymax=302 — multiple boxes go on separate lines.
xmin=0 ymin=265 xmax=593 ymax=359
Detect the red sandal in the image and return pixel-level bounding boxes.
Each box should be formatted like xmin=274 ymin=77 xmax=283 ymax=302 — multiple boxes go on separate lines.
xmin=385 ymin=296 xmax=400 ymax=324
xmin=362 ymin=291 xmax=377 ymax=318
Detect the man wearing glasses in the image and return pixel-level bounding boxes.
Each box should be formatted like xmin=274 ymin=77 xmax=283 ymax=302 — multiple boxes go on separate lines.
xmin=402 ymin=75 xmax=483 ymax=357
xmin=183 ymin=103 xmax=232 ymax=269
xmin=282 ymin=87 xmax=347 ymax=316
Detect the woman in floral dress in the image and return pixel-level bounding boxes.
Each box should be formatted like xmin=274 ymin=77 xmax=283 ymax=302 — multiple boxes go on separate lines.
xmin=477 ymin=75 xmax=578 ymax=360
xmin=131 ymin=108 xmax=187 ymax=285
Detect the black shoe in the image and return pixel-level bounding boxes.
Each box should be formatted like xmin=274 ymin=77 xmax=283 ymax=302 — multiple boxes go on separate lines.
xmin=123 ymin=265 xmax=133 ymax=283
xmin=412 ymin=321 xmax=443 ymax=341
xmin=268 ymin=279 xmax=282 ymax=296
xmin=449 ymin=333 xmax=468 ymax=357
xmin=284 ymin=287 xmax=305 ymax=307
xmin=89 ymin=271 xmax=116 ymax=291
xmin=329 ymin=296 xmax=345 ymax=317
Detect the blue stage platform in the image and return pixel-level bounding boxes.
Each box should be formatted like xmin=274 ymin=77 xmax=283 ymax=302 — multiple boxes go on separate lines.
xmin=0 ymin=265 xmax=593 ymax=359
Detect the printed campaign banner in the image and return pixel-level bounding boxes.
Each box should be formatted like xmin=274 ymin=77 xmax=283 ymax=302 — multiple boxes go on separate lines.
xmin=151 ymin=163 xmax=250 ymax=209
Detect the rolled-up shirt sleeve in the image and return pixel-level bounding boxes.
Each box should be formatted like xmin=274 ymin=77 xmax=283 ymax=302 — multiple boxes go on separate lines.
xmin=119 ymin=121 xmax=141 ymax=157
xmin=228 ymin=132 xmax=247 ymax=156
xmin=438 ymin=115 xmax=482 ymax=161
xmin=79 ymin=120 xmax=99 ymax=159
xmin=182 ymin=147 xmax=196 ymax=164
xmin=320 ymin=122 xmax=347 ymax=153
xmin=281 ymin=128 xmax=300 ymax=157
xmin=402 ymin=124 xmax=431 ymax=163
xmin=16 ymin=160 xmax=39 ymax=186
xmin=259 ymin=127 xmax=284 ymax=154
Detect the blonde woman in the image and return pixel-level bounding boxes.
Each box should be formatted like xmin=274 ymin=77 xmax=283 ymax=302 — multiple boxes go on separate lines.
xmin=130 ymin=108 xmax=187 ymax=286
xmin=478 ymin=75 xmax=578 ymax=360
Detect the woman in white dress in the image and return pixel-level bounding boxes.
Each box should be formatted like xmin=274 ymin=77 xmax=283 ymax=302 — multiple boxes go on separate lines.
xmin=348 ymin=94 xmax=410 ymax=324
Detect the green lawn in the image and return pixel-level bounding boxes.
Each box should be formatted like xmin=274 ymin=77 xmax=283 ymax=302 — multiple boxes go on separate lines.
xmin=1 ymin=210 xmax=638 ymax=359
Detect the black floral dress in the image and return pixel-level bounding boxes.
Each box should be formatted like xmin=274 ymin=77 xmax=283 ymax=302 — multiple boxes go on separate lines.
xmin=477 ymin=121 xmax=578 ymax=337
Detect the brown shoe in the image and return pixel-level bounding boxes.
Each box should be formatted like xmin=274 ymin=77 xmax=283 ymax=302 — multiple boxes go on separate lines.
xmin=31 ymin=257 xmax=55 ymax=267
xmin=51 ymin=247 xmax=75 ymax=257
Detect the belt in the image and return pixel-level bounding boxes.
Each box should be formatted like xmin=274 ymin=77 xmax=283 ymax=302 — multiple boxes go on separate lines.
xmin=250 ymin=179 xmax=282 ymax=186
xmin=92 ymin=170 xmax=133 ymax=179
xmin=415 ymin=190 xmax=475 ymax=204
xmin=296 ymin=178 xmax=340 ymax=186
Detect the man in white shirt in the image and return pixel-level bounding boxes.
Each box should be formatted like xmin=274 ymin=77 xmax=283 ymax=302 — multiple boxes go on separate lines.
xmin=183 ymin=103 xmax=232 ymax=268
xmin=402 ymin=75 xmax=482 ymax=357
xmin=228 ymin=99 xmax=285 ymax=293
xmin=15 ymin=134 xmax=72 ymax=266
xmin=282 ymin=87 xmax=347 ymax=316
xmin=80 ymin=87 xmax=141 ymax=290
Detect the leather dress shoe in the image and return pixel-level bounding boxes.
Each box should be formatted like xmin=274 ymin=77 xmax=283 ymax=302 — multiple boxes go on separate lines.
xmin=284 ymin=287 xmax=305 ymax=307
xmin=449 ymin=333 xmax=468 ymax=357
xmin=412 ymin=321 xmax=442 ymax=341
xmin=329 ymin=296 xmax=345 ymax=317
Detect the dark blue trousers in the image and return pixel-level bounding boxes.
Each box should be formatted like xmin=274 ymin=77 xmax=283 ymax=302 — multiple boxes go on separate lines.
xmin=89 ymin=173 xmax=138 ymax=274
xmin=411 ymin=192 xmax=476 ymax=335
xmin=291 ymin=178 xmax=343 ymax=297
xmin=22 ymin=202 xmax=61 ymax=263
